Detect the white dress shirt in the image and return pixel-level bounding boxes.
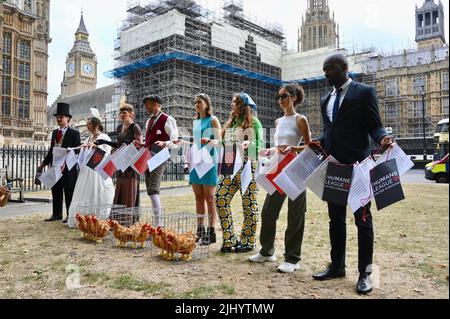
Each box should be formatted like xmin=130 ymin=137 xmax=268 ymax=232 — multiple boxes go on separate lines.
xmin=326 ymin=78 xmax=353 ymax=122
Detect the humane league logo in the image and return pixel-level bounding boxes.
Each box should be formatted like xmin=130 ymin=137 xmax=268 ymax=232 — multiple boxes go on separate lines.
xmin=370 ymin=159 xmax=405 ymax=210
xmin=322 ymin=162 xmax=353 ymax=206
xmin=87 ymin=148 xmax=106 ymax=170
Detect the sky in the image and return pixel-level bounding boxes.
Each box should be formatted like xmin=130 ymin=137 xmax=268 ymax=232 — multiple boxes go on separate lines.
xmin=48 ymin=0 xmax=450 ymax=105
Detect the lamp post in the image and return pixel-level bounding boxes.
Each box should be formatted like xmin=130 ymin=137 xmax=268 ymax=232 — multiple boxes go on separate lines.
xmin=421 ymin=87 xmax=427 ymax=161
xmin=113 ymin=110 xmax=117 ymax=135
xmin=125 ymin=88 xmax=131 ymax=103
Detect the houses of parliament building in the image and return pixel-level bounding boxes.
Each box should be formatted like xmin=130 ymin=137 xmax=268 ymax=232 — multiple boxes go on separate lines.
xmin=0 ymin=0 xmax=50 ymax=146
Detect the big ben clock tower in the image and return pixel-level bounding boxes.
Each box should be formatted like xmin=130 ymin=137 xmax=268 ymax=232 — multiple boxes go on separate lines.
xmin=63 ymin=12 xmax=97 ymax=97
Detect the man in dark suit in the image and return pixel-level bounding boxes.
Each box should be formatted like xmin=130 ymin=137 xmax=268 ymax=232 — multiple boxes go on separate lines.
xmin=40 ymin=103 xmax=81 ymax=222
xmin=311 ymin=54 xmax=394 ymax=295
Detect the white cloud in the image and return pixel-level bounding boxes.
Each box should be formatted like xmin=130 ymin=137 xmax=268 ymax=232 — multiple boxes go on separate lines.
xmin=48 ymin=0 xmax=449 ymax=105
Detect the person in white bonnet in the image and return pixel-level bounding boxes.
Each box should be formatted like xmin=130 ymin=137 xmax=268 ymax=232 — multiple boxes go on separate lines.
xmin=67 ymin=107 xmax=115 ymax=228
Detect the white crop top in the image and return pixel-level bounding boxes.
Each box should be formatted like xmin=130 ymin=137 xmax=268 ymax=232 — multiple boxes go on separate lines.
xmin=274 ymin=115 xmax=303 ymax=147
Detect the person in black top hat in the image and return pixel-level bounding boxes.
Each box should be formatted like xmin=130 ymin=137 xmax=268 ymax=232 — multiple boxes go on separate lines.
xmin=40 ymin=103 xmax=81 ymax=222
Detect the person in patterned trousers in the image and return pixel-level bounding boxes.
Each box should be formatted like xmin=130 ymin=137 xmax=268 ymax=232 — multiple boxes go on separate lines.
xmin=216 ymin=93 xmax=263 ymax=254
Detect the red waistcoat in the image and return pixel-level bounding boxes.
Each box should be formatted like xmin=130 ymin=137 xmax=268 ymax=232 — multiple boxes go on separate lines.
xmin=145 ymin=113 xmax=170 ymax=148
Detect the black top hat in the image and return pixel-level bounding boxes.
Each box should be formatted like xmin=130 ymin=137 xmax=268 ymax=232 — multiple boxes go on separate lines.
xmin=54 ymin=103 xmax=72 ymax=118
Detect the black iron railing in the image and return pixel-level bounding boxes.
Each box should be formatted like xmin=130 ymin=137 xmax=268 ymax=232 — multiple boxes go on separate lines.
xmin=1 ymin=146 xmax=186 ymax=192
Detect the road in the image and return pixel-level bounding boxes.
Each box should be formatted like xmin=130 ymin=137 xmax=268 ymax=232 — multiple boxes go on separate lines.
xmin=0 ymin=170 xmax=444 ymax=220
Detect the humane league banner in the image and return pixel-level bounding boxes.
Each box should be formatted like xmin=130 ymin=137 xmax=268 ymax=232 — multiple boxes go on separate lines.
xmin=219 ymin=143 xmax=237 ymax=176
xmin=86 ymin=148 xmax=106 ymax=170
xmin=370 ymin=159 xmax=405 ymax=210
xmin=322 ymin=162 xmax=353 ymax=206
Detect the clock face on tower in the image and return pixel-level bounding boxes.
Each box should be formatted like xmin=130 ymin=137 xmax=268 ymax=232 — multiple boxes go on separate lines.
xmin=82 ymin=63 xmax=94 ymax=76
xmin=67 ymin=62 xmax=75 ymax=76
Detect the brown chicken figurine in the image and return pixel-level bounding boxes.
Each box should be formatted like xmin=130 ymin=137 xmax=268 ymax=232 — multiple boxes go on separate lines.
xmin=109 ymin=220 xmax=152 ymax=249
xmin=75 ymin=214 xmax=110 ymax=243
xmin=148 ymin=226 xmax=197 ymax=261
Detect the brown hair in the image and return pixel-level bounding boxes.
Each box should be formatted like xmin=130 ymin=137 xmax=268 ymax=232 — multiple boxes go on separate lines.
xmin=88 ymin=117 xmax=104 ymax=132
xmin=195 ymin=93 xmax=213 ymax=119
xmin=281 ymin=84 xmax=305 ymax=107
xmin=222 ymin=94 xmax=254 ymax=138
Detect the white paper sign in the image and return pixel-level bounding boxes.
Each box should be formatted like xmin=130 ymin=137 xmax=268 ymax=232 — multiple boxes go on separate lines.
xmin=112 ymin=144 xmax=139 ymax=172
xmin=52 ymin=147 xmax=67 ymax=167
xmin=255 ymin=155 xmax=283 ymax=196
xmin=284 ymin=148 xmax=322 ymax=188
xmin=39 ymin=167 xmax=63 ymax=189
xmin=77 ymin=148 xmax=86 ymax=167
xmin=147 ymin=148 xmax=171 ymax=172
xmin=274 ymin=171 xmax=306 ymax=201
xmin=376 ymin=143 xmax=414 ymax=177
xmin=65 ymin=150 xmax=78 ymax=172
xmin=231 ymin=147 xmax=244 ymax=181
xmin=94 ymin=154 xmax=113 ymax=181
xmin=195 ymin=147 xmax=215 ymax=179
xmin=359 ymin=156 xmax=376 ymax=177
xmin=348 ymin=164 xmax=373 ymax=213
xmin=190 ymin=144 xmax=202 ymax=170
xmin=83 ymin=147 xmax=95 ymax=166
xmin=241 ymin=160 xmax=253 ymax=195
xmin=305 ymin=155 xmax=339 ymax=200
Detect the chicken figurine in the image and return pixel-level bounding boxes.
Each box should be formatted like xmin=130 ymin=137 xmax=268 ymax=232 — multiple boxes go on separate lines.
xmin=76 ymin=214 xmax=110 ymax=243
xmin=130 ymin=223 xmax=152 ymax=249
xmin=75 ymin=213 xmax=88 ymax=239
xmin=90 ymin=216 xmax=111 ymax=243
xmin=108 ymin=220 xmax=134 ymax=248
xmin=175 ymin=231 xmax=197 ymax=261
xmin=148 ymin=226 xmax=197 ymax=261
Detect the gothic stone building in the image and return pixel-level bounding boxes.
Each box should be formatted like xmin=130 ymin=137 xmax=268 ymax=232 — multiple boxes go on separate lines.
xmin=0 ymin=0 xmax=50 ymax=146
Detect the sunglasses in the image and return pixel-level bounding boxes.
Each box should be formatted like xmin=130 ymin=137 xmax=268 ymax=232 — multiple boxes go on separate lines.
xmin=276 ymin=93 xmax=291 ymax=101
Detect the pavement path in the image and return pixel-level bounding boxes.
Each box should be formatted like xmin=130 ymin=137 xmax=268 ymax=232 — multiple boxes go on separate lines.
xmin=0 ymin=170 xmax=444 ymax=220
xmin=0 ymin=186 xmax=192 ymax=220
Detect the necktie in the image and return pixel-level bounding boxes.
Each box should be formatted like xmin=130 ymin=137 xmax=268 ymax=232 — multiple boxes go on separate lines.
xmin=145 ymin=115 xmax=158 ymax=148
xmin=56 ymin=129 xmax=63 ymax=143
xmin=332 ymin=88 xmax=343 ymax=123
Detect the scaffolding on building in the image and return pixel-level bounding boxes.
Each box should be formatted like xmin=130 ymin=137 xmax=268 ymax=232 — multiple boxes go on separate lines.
xmin=108 ymin=0 xmax=286 ymax=139
xmin=106 ymin=0 xmax=449 ymax=155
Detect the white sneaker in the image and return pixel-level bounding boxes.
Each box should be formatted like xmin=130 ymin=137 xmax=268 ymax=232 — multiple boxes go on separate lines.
xmin=248 ymin=253 xmax=277 ymax=263
xmin=277 ymin=262 xmax=300 ymax=273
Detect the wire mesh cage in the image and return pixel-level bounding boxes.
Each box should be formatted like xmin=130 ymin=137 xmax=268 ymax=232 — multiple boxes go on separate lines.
xmin=148 ymin=212 xmax=212 ymax=262
xmin=72 ymin=203 xmax=126 ymax=243
xmin=107 ymin=207 xmax=158 ymax=250
xmin=107 ymin=207 xmax=212 ymax=261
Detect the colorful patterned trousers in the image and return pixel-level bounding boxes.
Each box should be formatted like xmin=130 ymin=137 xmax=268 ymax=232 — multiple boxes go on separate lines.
xmin=215 ymin=162 xmax=259 ymax=248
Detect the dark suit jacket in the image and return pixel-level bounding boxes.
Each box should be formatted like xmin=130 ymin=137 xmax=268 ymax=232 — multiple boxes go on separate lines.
xmin=43 ymin=127 xmax=82 ymax=170
xmin=318 ymin=81 xmax=387 ymax=165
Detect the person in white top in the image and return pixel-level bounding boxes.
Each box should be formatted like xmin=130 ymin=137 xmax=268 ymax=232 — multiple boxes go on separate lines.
xmin=67 ymin=108 xmax=115 ymax=228
xmin=249 ymin=84 xmax=312 ymax=274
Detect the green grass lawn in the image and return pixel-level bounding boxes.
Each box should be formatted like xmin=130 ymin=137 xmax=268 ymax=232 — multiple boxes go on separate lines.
xmin=0 ymin=183 xmax=448 ymax=299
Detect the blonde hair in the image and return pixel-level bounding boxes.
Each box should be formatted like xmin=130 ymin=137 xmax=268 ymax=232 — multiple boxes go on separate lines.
xmin=120 ymin=103 xmax=134 ymax=113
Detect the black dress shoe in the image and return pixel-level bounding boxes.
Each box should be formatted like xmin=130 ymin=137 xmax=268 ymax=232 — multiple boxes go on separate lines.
xmin=356 ymin=273 xmax=373 ymax=295
xmin=312 ymin=266 xmax=346 ymax=281
xmin=234 ymin=244 xmax=254 ymax=253
xmin=45 ymin=216 xmax=62 ymax=222
xmin=62 ymin=218 xmax=68 ymax=224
